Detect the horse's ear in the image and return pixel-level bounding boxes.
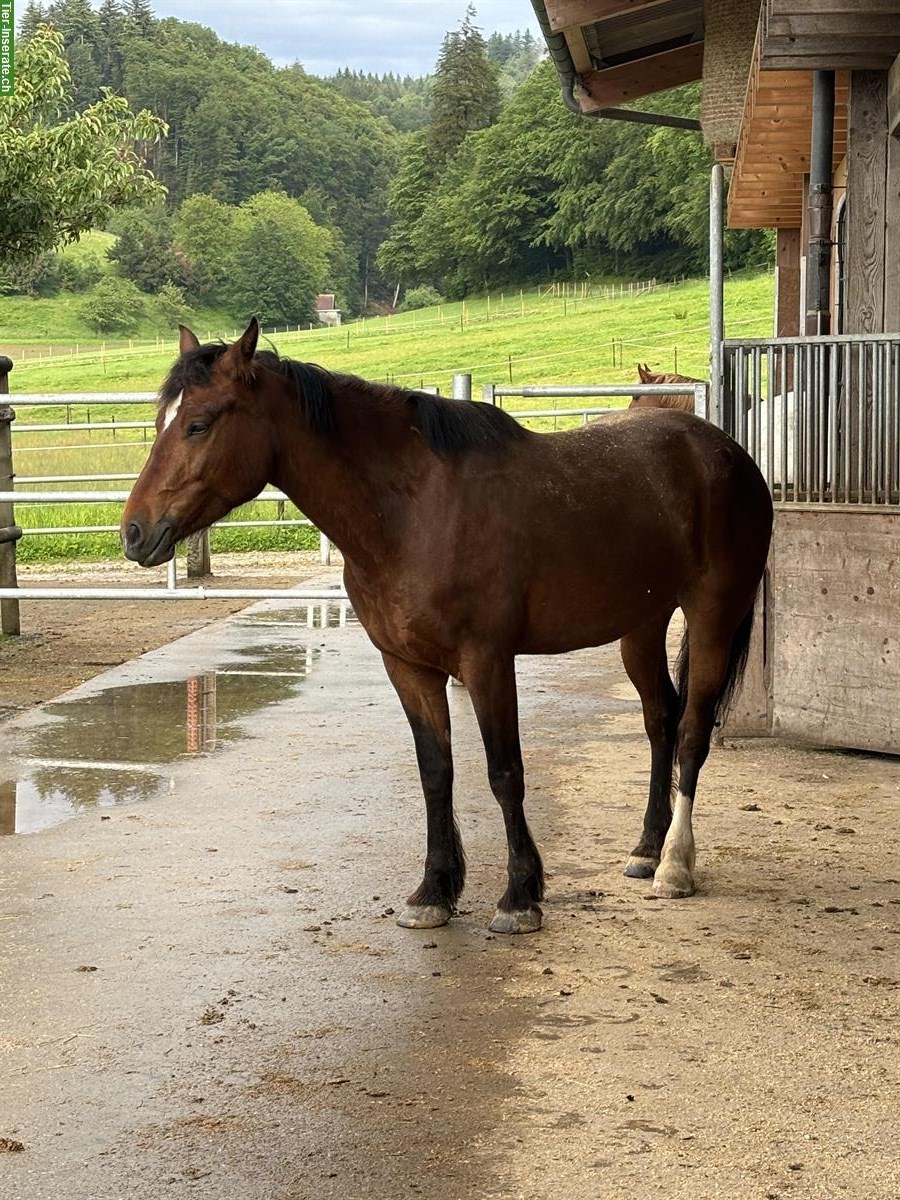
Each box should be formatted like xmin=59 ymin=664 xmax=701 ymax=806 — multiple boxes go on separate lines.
xmin=236 ymin=318 xmax=259 ymax=361
xmin=637 ymin=363 xmax=649 ymax=382
xmin=179 ymin=325 xmax=201 ymax=354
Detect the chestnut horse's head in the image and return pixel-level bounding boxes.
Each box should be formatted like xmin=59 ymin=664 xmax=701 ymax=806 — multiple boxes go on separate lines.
xmin=122 ymin=319 xmax=276 ymax=567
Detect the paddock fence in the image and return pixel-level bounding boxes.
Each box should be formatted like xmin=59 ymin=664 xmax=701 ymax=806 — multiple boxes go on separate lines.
xmin=0 ymin=357 xmax=707 ymax=630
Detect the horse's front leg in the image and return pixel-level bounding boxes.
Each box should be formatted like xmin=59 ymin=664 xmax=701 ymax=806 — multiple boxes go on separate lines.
xmin=382 ymin=651 xmax=465 ymax=929
xmin=465 ymin=654 xmax=544 ymax=934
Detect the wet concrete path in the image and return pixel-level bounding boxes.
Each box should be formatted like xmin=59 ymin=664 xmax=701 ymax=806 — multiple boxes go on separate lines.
xmin=1 ymin=594 xmax=899 ymax=1200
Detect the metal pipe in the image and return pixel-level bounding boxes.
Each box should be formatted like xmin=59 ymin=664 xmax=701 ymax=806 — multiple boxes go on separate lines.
xmin=806 ymin=71 xmax=835 ymax=335
xmin=595 ymin=108 xmax=701 ymax=131
xmin=0 ymin=490 xmax=292 ymax=502
xmin=0 ymin=587 xmax=350 ymax=601
xmin=709 ymin=164 xmax=725 ymax=428
xmin=490 ymin=385 xmax=699 ymax=397
xmin=451 ymin=373 xmax=472 ymax=401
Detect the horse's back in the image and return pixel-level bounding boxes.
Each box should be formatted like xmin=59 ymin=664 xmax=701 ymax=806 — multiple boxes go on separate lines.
xmin=465 ymin=411 xmax=772 ymax=653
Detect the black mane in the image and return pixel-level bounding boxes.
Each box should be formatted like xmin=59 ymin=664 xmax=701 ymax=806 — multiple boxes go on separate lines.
xmin=159 ymin=342 xmax=525 ymax=457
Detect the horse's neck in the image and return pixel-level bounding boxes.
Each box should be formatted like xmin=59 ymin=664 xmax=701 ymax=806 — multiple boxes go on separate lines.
xmin=272 ymin=390 xmax=419 ymax=569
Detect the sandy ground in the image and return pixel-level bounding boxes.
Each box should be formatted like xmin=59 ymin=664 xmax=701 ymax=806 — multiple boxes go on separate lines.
xmin=0 ymin=584 xmax=899 ymax=1200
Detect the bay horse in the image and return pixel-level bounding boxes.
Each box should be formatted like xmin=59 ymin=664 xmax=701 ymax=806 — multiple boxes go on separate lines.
xmin=122 ymin=321 xmax=773 ymax=934
xmin=630 ymin=363 xmax=703 ymax=412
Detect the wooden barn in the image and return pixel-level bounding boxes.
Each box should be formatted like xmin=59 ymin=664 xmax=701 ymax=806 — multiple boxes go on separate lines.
xmin=531 ymin=0 xmax=900 ymax=753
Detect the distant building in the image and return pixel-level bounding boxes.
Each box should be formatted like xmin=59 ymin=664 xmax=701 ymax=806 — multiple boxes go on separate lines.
xmin=315 ymin=293 xmax=342 ymax=327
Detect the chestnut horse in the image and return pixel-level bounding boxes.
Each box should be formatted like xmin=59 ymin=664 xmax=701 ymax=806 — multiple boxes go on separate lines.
xmin=122 ymin=322 xmax=772 ymax=934
xmin=630 ymin=363 xmax=703 ymax=412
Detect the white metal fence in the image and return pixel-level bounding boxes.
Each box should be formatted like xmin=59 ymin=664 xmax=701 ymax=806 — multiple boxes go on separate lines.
xmin=0 ymin=375 xmax=707 ymax=605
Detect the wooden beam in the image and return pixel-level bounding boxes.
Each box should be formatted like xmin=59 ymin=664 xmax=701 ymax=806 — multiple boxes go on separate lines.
xmin=769 ymin=0 xmax=900 ymax=15
xmin=890 ymin=53 xmax=900 ymax=137
xmin=545 ymin=0 xmax=674 ymax=33
xmin=847 ymin=71 xmax=888 ymax=334
xmin=886 ymin=130 xmax=900 ymax=331
xmin=579 ymin=40 xmax=703 ymax=107
xmin=762 ymin=49 xmax=898 ymax=71
xmin=767 ymin=15 xmax=900 ymax=38
xmin=776 ymin=229 xmax=802 ymax=336
xmin=564 ymin=27 xmax=594 ymax=73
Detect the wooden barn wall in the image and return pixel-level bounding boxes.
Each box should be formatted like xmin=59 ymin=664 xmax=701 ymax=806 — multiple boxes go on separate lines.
xmin=769 ymin=508 xmax=900 ymax=753
xmin=847 ymin=70 xmax=900 ymax=334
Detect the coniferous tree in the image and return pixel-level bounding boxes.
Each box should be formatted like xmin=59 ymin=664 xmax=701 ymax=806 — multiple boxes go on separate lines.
xmin=97 ymin=0 xmax=126 ymax=88
xmin=123 ymin=0 xmax=155 ymax=39
xmin=18 ymin=1 xmax=48 ymax=39
xmin=428 ymin=5 xmax=500 ymax=170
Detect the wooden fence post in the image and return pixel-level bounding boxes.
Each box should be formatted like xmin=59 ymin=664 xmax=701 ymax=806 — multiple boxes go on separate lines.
xmin=186 ymin=530 xmax=211 ymax=578
xmin=0 ymin=356 xmax=21 ymax=637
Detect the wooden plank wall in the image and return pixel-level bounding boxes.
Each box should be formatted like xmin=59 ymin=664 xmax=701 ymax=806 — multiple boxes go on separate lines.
xmin=887 ymin=57 xmax=900 ymax=331
xmin=770 ymin=508 xmax=900 ymax=753
xmin=846 ymin=68 xmax=900 ymax=333
xmin=775 ymin=228 xmax=802 ymax=336
xmin=847 ymin=71 xmax=888 ymax=333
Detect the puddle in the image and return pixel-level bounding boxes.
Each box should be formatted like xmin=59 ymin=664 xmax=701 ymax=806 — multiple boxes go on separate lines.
xmin=238 ymin=600 xmax=357 ymax=629
xmin=0 ymin=637 xmax=322 ymax=836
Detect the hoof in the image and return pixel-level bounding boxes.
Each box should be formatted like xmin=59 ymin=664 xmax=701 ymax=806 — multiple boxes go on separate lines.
xmin=624 ymin=854 xmax=659 ymax=879
xmin=396 ymin=904 xmax=452 ymax=929
xmin=488 ymin=906 xmax=543 ymax=935
xmin=651 ymin=865 xmax=695 ymax=899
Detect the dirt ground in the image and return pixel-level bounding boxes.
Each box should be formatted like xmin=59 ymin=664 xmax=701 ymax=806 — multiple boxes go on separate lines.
xmin=0 ymin=552 xmax=331 ymax=712
xmin=1 ymin=573 xmax=899 ymax=1199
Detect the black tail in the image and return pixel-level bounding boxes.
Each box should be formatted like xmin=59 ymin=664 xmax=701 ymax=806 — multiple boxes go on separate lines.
xmin=675 ymin=599 xmax=757 ymax=727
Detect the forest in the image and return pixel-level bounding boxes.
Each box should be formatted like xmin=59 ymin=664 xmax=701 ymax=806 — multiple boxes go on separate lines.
xmin=3 ymin=1 xmax=771 ymax=329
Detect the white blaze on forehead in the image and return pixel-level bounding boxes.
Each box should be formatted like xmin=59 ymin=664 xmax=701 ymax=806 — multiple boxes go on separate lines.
xmin=162 ymin=391 xmax=183 ymax=431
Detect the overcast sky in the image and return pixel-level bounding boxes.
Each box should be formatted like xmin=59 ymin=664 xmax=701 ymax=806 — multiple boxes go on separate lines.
xmin=146 ymin=1 xmax=543 ymax=77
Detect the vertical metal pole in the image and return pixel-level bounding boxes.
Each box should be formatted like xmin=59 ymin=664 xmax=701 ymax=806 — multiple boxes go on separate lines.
xmin=693 ymin=383 xmax=708 ymax=419
xmin=166 ymin=556 xmax=177 ymax=591
xmin=0 ymin=357 xmax=20 ymax=637
xmin=709 ymin=164 xmax=725 ymax=428
xmin=319 ymin=532 xmax=331 ymax=566
xmin=806 ymin=71 xmax=835 ymax=335
xmin=482 ymin=383 xmax=497 ymax=406
xmin=451 ymin=373 xmax=472 ymax=401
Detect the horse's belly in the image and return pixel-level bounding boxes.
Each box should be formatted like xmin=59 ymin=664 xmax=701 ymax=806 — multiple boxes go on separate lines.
xmin=517 ymin=584 xmax=675 ymax=655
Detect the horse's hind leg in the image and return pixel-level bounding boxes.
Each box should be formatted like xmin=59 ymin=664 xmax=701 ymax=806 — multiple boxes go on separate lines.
xmin=619 ymin=609 xmax=679 ymax=879
xmin=465 ymin=654 xmax=544 ymax=934
xmin=653 ymin=602 xmax=751 ymax=899
xmin=382 ymin=652 xmax=465 ymax=929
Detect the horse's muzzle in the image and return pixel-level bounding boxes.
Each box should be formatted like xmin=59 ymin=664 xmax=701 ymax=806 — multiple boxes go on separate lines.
xmin=122 ymin=518 xmax=176 ymax=567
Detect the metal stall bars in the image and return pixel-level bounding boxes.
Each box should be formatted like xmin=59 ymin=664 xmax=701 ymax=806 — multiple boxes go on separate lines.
xmin=722 ymin=333 xmax=900 ymax=505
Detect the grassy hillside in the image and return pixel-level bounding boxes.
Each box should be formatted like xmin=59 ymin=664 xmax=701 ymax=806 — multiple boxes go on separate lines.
xmin=57 ymin=229 xmax=117 ymax=271
xmin=5 ymin=270 xmax=775 ymax=564
xmin=8 ymin=269 xmax=774 ymax=395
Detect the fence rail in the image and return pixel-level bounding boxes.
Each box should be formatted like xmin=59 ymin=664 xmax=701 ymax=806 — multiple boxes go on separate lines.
xmin=723 ymin=334 xmax=900 ymax=505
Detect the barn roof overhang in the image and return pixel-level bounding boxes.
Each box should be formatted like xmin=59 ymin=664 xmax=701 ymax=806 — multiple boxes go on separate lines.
xmin=532 ymin=0 xmax=890 ymax=229
xmin=530 ymin=0 xmax=705 ymax=115
xmin=727 ymin=31 xmax=848 ymax=229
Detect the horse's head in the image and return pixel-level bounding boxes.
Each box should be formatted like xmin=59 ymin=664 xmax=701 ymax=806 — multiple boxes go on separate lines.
xmin=122 ymin=319 xmax=276 ymax=567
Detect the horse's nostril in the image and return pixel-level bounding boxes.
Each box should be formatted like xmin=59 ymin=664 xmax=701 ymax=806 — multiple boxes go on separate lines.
xmin=125 ymin=521 xmax=143 ymax=550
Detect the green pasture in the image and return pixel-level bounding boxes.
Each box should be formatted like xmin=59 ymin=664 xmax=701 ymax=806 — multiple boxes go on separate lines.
xmin=8 ymin=270 xmax=774 ymax=395
xmin=6 ymin=270 xmax=775 ymax=563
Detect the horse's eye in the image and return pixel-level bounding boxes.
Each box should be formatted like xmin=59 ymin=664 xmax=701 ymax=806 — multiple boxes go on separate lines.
xmin=187 ymin=421 xmax=210 ymax=438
